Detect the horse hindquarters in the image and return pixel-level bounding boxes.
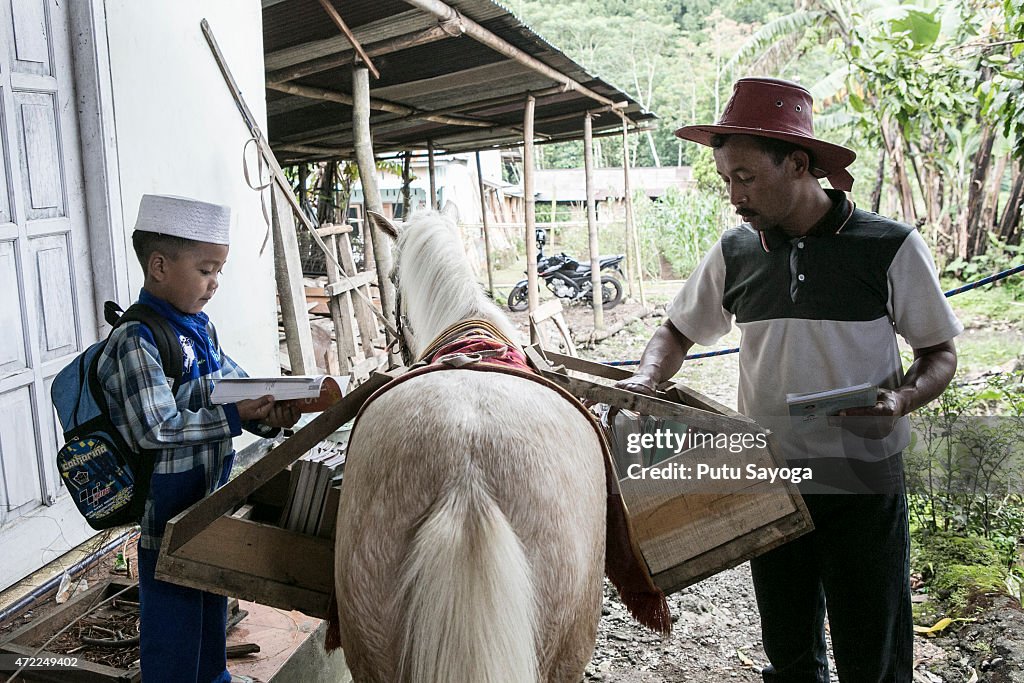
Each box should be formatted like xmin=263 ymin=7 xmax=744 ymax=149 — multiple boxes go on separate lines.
xmin=398 ymin=473 xmax=538 ymax=683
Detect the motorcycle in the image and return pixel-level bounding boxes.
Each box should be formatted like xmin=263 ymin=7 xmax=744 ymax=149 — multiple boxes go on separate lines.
xmin=507 ymin=229 xmax=625 ymax=312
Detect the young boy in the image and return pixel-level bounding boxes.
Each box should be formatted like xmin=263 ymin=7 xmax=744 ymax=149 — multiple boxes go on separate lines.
xmin=96 ymin=194 xmax=299 ymax=683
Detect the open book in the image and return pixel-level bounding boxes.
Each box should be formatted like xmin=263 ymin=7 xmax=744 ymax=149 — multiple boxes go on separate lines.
xmin=786 ymin=383 xmax=878 ymax=431
xmin=210 ymin=375 xmax=349 ymax=413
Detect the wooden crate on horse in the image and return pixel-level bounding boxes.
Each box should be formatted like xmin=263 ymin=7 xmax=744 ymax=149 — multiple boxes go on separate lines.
xmin=153 ymin=370 xmax=400 ymax=619
xmin=527 ymin=347 xmax=813 ymax=595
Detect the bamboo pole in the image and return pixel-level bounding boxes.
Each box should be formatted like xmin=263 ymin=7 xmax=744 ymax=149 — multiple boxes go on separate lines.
xmin=475 ymin=150 xmax=495 ymax=298
xmin=584 ymin=113 xmax=604 ymax=332
xmin=622 ymin=119 xmax=646 ymax=308
xmin=524 ymin=94 xmax=539 ymax=343
xmin=401 ymin=151 xmax=412 ymax=218
xmin=315 ymin=0 xmax=379 ymax=79
xmin=266 ymin=25 xmax=454 ymax=85
xmin=353 ymin=65 xmax=399 ymax=365
xmin=265 ymin=81 xmax=492 ymax=128
xmin=427 ymin=139 xmax=437 ymax=210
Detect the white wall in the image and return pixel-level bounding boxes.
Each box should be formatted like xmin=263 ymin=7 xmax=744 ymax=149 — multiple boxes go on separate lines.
xmin=105 ymin=0 xmax=279 ymax=378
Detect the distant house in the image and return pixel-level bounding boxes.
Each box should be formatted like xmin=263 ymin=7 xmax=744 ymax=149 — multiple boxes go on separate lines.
xmin=530 ymin=166 xmax=695 ymax=218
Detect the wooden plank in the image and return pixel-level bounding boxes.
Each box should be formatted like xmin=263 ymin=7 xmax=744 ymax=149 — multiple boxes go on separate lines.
xmin=540 ymin=373 xmax=761 ymax=436
xmin=324 ymin=234 xmax=359 ymax=375
xmin=530 ymin=300 xmax=563 ymax=324
xmin=156 ymin=554 xmax=329 ymax=620
xmin=315 ymin=223 xmax=352 ymax=238
xmin=160 ymin=516 xmax=333 ymax=594
xmin=337 ymin=233 xmax=380 ymax=360
xmin=0 ymin=642 xmax=137 ymax=682
xmin=160 ymin=369 xmax=398 ymax=554
xmin=272 ymin=185 xmax=318 ymax=374
xmin=664 ymin=382 xmax=752 ymax=423
xmin=540 ymin=349 xmax=632 ymax=382
xmin=325 ymin=270 xmax=378 ymax=296
xmin=650 ymin=510 xmax=811 ymax=594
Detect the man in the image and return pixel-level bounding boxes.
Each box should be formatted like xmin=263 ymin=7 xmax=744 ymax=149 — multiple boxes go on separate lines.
xmin=617 ymin=78 xmax=961 ymax=681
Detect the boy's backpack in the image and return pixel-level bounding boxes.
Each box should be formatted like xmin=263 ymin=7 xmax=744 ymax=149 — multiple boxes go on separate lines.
xmin=51 ymin=301 xmax=198 ymax=530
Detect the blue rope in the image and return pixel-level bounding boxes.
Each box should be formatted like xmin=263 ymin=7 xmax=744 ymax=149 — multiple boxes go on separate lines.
xmin=600 ymin=263 xmax=1024 ymax=368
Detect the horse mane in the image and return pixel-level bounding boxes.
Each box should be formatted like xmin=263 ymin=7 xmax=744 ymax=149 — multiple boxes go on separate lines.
xmin=394 ymin=210 xmax=519 ymax=356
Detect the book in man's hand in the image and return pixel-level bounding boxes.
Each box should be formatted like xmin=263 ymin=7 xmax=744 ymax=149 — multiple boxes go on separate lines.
xmin=786 ymin=382 xmax=879 ymax=432
xmin=210 ymin=375 xmax=349 ymax=413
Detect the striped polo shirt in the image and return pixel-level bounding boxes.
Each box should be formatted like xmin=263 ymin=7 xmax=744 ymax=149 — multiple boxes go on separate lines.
xmin=667 ymin=190 xmax=963 ymax=461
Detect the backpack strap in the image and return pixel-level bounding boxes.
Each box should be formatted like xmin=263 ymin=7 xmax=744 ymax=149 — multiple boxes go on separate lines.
xmin=105 ymin=301 xmax=186 ymax=394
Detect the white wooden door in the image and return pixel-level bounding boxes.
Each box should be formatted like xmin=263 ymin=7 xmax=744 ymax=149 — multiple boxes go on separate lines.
xmin=0 ymin=0 xmax=98 ymax=587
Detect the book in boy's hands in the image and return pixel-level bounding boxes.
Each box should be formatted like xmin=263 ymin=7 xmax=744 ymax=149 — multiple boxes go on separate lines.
xmin=786 ymin=382 xmax=878 ymax=432
xmin=210 ymin=375 xmax=349 ymax=413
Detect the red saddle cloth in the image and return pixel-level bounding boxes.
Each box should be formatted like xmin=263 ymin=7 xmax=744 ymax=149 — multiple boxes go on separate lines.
xmin=426 ymin=334 xmax=530 ymax=370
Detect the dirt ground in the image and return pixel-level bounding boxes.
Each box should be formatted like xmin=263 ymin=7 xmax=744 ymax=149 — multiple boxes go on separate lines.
xmin=506 ymin=294 xmax=1024 ymax=683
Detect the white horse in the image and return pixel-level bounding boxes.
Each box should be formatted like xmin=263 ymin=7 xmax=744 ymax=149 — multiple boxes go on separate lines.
xmin=333 ymin=208 xmax=607 ymax=683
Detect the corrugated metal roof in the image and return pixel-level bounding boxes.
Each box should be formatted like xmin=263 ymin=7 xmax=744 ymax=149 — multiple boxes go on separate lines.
xmin=263 ymin=0 xmax=657 ymax=164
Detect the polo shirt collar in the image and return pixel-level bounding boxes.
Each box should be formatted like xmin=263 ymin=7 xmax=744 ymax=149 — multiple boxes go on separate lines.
xmin=757 ymin=189 xmax=854 ymax=252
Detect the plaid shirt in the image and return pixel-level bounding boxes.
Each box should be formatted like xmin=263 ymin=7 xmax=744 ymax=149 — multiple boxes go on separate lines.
xmin=97 ymin=290 xmax=275 ymax=549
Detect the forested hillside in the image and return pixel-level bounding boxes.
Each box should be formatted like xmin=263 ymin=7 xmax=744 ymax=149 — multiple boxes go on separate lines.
xmin=507 ymin=0 xmax=1024 ymax=265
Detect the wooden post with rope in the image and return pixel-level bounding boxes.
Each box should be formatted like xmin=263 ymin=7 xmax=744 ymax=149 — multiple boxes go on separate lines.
xmin=475 ymin=151 xmax=495 ymax=298
xmin=524 ymin=94 xmax=539 ymax=343
xmin=584 ymin=113 xmax=604 ymax=332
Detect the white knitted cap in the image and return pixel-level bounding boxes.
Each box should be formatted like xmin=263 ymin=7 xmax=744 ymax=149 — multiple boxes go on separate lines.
xmin=133 ymin=194 xmax=232 ymax=245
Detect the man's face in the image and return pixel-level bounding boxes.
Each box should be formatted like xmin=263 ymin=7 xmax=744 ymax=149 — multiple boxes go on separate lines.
xmin=713 ymin=136 xmax=799 ymax=233
xmin=158 ymin=242 xmax=229 ymax=315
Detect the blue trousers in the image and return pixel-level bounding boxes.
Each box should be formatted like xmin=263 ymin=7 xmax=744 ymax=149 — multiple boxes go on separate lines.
xmin=137 ymin=462 xmax=233 ymax=683
xmin=751 ymin=456 xmax=913 ymax=683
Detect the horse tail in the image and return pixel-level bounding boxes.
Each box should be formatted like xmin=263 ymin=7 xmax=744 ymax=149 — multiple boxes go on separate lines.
xmin=398 ymin=475 xmax=538 ymax=683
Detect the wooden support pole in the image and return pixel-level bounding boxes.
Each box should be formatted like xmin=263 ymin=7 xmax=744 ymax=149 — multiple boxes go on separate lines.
xmin=622 ymin=119 xmax=646 ymax=308
xmin=475 ymin=150 xmax=495 ymax=298
xmin=524 ymin=94 xmax=539 ymax=342
xmin=584 ymin=113 xmax=604 ymax=332
xmin=353 ymin=65 xmax=399 ymax=364
xmin=271 ymin=187 xmax=318 ymax=374
xmin=427 ymin=139 xmax=438 ymax=210
xmin=401 ymin=150 xmax=412 ymax=218
xmin=298 ymin=163 xmax=308 ymax=209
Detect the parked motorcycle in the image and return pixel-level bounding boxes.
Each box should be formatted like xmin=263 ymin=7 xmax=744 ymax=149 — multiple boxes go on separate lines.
xmin=507 ymin=230 xmax=624 ymax=311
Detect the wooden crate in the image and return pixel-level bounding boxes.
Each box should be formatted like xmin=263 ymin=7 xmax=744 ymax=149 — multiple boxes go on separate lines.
xmin=155 ymin=370 xmax=400 ymax=619
xmin=528 ymin=348 xmax=812 ymax=595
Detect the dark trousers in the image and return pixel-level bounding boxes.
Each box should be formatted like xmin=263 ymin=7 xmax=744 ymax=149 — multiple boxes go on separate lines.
xmin=751 ymin=457 xmax=913 ymax=683
xmin=138 ymin=463 xmax=233 ymax=683
xmin=138 ymin=546 xmax=230 ymax=683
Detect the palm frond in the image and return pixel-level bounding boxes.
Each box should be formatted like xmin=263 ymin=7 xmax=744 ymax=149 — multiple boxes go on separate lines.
xmin=814 ymin=110 xmax=857 ymax=131
xmin=723 ymin=10 xmax=828 ymax=75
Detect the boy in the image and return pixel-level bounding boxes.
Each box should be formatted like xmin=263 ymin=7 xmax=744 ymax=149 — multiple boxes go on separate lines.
xmin=96 ymin=194 xmax=299 ymax=683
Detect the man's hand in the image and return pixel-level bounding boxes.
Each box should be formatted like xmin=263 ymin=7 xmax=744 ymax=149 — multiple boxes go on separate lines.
xmin=614 ymin=374 xmax=659 ymax=396
xmin=236 ymin=395 xmax=275 ymax=422
xmin=828 ymin=388 xmax=908 ymax=439
xmin=829 ymin=340 xmax=957 ymax=439
xmin=263 ymin=401 xmax=301 ymax=429
xmin=613 ymin=321 xmax=695 ymax=398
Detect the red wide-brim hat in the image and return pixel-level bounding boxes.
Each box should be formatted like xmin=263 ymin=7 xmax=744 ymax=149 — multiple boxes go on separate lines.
xmin=675 ymin=77 xmax=857 ymax=191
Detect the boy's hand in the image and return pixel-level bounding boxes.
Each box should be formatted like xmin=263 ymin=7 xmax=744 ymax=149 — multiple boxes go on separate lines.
xmin=236 ymin=395 xmax=275 ymax=422
xmin=263 ymin=401 xmax=300 ymax=429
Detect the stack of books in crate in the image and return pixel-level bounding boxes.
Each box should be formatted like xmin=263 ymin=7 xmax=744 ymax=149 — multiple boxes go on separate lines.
xmin=279 ymin=441 xmax=346 ymax=536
